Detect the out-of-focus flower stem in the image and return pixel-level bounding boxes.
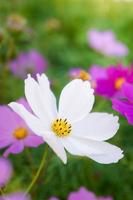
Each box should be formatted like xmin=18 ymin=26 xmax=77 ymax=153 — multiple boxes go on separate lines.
xmin=25 ymin=145 xmax=48 ymax=195
xmin=0 ymin=64 xmax=9 ymax=103
xmin=0 ymin=188 xmax=5 ymax=196
xmin=25 ymin=148 xmax=36 ymax=176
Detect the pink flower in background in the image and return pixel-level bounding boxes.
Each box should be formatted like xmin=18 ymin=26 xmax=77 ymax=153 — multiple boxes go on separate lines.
xmin=112 ymin=83 xmax=133 ymax=125
xmin=49 ymin=187 xmax=113 ymax=200
xmin=0 ymin=157 xmax=13 ymax=187
xmin=69 ymin=68 xmax=91 ymax=81
xmin=89 ymin=64 xmax=133 ymax=99
xmin=68 ymin=187 xmax=113 ymax=200
xmin=88 ymin=29 xmax=128 ymax=57
xmin=0 ymin=192 xmax=31 ymax=200
xmin=0 ymin=98 xmax=43 ymax=157
xmin=9 ymin=50 xmax=48 ymax=79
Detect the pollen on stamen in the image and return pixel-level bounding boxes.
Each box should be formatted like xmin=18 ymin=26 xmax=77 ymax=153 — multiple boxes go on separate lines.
xmin=79 ymin=70 xmax=91 ymax=81
xmin=13 ymin=127 xmax=28 ymax=140
xmin=115 ymin=77 xmax=125 ymax=90
xmin=51 ymin=118 xmax=72 ymax=137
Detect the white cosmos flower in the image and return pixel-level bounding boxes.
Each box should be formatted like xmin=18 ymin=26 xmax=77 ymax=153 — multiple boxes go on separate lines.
xmin=9 ymin=74 xmax=123 ymax=164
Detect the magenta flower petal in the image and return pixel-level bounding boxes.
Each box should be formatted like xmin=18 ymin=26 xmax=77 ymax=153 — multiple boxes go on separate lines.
xmin=49 ymin=188 xmax=113 ymax=200
xmin=89 ymin=64 xmax=133 ymax=99
xmin=95 ymin=79 xmax=115 ymax=98
xmin=9 ymin=50 xmax=48 ymax=79
xmin=112 ymin=99 xmax=133 ymax=116
xmin=89 ymin=65 xmax=107 ymax=80
xmin=17 ymin=98 xmax=32 ymax=112
xmin=0 ymin=97 xmax=44 ymax=157
xmin=69 ymin=68 xmax=82 ymax=79
xmin=112 ymin=98 xmax=133 ymax=125
xmin=0 ymin=106 xmax=19 ymax=133
xmin=125 ymin=112 xmax=133 ymax=125
xmin=3 ymin=141 xmax=24 ymax=157
xmin=112 ymin=82 xmax=133 ymax=125
xmin=0 ymin=192 xmax=31 ymax=200
xmin=0 ymin=158 xmax=13 ymax=187
xmin=122 ymin=83 xmax=133 ymax=102
xmin=24 ymin=134 xmax=43 ymax=147
xmin=107 ymin=66 xmax=128 ymax=79
xmin=68 ymin=187 xmax=96 ymax=200
xmin=68 ymin=187 xmax=113 ymax=200
xmin=0 ymin=138 xmax=13 ymax=149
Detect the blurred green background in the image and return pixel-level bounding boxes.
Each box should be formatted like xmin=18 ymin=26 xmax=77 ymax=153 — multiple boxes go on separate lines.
xmin=0 ymin=0 xmax=133 ymax=199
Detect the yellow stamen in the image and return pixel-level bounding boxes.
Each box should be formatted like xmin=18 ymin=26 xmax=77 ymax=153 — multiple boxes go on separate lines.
xmin=51 ymin=118 xmax=71 ymax=137
xmin=115 ymin=78 xmax=125 ymax=90
xmin=13 ymin=128 xmax=28 ymax=140
xmin=78 ymin=70 xmax=91 ymax=81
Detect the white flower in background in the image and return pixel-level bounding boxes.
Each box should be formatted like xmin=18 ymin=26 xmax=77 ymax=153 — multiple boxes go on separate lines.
xmin=9 ymin=74 xmax=123 ymax=164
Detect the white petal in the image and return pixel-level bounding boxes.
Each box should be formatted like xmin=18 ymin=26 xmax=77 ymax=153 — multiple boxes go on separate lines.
xmin=42 ymin=132 xmax=67 ymax=164
xmin=58 ymin=79 xmax=94 ymax=123
xmin=72 ymin=113 xmax=119 ymax=141
xmin=9 ymin=101 xmax=67 ymax=164
xmin=62 ymin=137 xmax=123 ymax=164
xmin=61 ymin=137 xmax=101 ymax=155
xmin=37 ymin=74 xmax=57 ymax=117
xmin=25 ymin=74 xmax=57 ymax=124
xmin=9 ymin=102 xmax=47 ymax=137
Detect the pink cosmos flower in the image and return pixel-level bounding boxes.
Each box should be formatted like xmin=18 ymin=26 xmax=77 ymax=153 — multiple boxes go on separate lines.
xmin=0 ymin=158 xmax=13 ymax=187
xmin=68 ymin=187 xmax=113 ymax=200
xmin=88 ymin=29 xmax=128 ymax=57
xmin=0 ymin=192 xmax=31 ymax=200
xmin=112 ymin=83 xmax=133 ymax=125
xmin=9 ymin=50 xmax=48 ymax=79
xmin=49 ymin=187 xmax=113 ymax=200
xmin=89 ymin=64 xmax=133 ymax=99
xmin=0 ymin=98 xmax=43 ymax=157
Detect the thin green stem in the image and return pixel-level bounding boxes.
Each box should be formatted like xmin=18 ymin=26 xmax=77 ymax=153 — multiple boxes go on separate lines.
xmin=0 ymin=188 xmax=4 ymax=196
xmin=25 ymin=148 xmax=35 ymax=176
xmin=25 ymin=146 xmax=48 ymax=195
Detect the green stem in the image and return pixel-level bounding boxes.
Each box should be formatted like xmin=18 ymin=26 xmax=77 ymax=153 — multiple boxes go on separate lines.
xmin=25 ymin=148 xmax=35 ymax=176
xmin=25 ymin=146 xmax=48 ymax=195
xmin=0 ymin=188 xmax=4 ymax=196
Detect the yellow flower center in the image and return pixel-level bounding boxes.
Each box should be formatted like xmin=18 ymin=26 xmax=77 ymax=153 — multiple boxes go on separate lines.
xmin=51 ymin=118 xmax=72 ymax=137
xmin=115 ymin=77 xmax=125 ymax=90
xmin=13 ymin=128 xmax=28 ymax=140
xmin=78 ymin=70 xmax=91 ymax=81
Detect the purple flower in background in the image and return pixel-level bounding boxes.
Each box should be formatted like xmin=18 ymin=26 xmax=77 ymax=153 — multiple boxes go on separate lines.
xmin=88 ymin=29 xmax=128 ymax=57
xmin=89 ymin=64 xmax=133 ymax=99
xmin=69 ymin=67 xmax=91 ymax=81
xmin=0 ymin=157 xmax=13 ymax=187
xmin=112 ymin=83 xmax=133 ymax=125
xmin=9 ymin=50 xmax=48 ymax=79
xmin=0 ymin=98 xmax=43 ymax=157
xmin=68 ymin=187 xmax=113 ymax=200
xmin=49 ymin=187 xmax=113 ymax=200
xmin=0 ymin=192 xmax=31 ymax=200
